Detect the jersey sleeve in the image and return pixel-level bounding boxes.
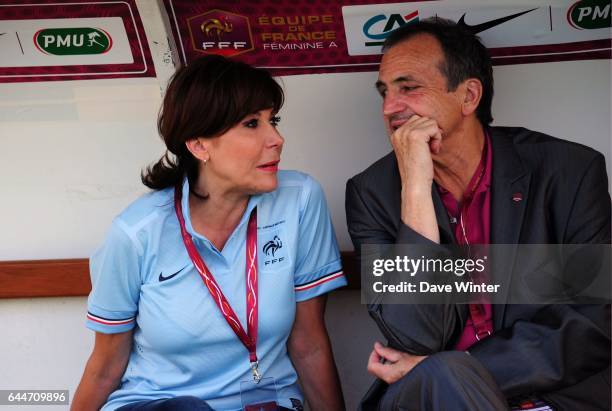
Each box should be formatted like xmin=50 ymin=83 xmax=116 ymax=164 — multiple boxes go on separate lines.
xmin=86 ymin=218 xmax=142 ymax=333
xmin=293 ymin=176 xmax=346 ymax=302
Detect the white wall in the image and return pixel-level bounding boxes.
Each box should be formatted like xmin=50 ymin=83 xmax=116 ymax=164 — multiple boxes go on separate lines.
xmin=0 ymin=297 xmax=91 ymax=411
xmin=0 ymin=1 xmax=609 ymax=410
xmin=1 ymin=61 xmax=610 ymax=260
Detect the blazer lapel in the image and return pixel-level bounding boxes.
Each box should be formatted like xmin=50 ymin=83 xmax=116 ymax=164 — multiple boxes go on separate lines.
xmin=489 ymin=128 xmax=531 ymax=329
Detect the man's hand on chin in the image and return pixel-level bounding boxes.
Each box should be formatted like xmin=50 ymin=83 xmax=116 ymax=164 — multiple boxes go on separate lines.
xmin=390 ymin=114 xmax=442 ymax=189
xmin=390 ymin=114 xmax=442 ymax=243
xmin=366 ymin=341 xmax=428 ymax=385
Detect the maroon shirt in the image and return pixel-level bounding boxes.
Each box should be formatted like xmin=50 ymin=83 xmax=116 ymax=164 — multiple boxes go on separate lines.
xmin=437 ymin=132 xmax=493 ymax=351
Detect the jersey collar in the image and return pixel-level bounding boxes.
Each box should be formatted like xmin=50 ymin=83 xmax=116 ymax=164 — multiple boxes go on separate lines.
xmin=179 ymin=177 xmax=262 ymax=248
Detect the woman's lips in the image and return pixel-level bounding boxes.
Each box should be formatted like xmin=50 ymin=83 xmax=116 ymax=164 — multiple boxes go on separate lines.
xmin=257 ymin=160 xmax=280 ymax=172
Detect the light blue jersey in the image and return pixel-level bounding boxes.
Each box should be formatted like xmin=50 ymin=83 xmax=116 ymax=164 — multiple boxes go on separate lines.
xmin=86 ymin=170 xmax=346 ymax=411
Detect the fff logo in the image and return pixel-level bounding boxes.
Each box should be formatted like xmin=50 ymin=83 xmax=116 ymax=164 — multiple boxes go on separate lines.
xmin=263 ymin=236 xmax=284 ymax=266
xmin=187 ymin=9 xmax=254 ymax=57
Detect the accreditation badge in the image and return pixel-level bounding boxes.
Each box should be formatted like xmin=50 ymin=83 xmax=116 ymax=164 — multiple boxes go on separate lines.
xmin=240 ymin=376 xmax=280 ymax=410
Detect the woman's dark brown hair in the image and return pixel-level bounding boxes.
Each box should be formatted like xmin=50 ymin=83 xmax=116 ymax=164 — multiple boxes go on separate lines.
xmin=141 ymin=55 xmax=284 ymax=190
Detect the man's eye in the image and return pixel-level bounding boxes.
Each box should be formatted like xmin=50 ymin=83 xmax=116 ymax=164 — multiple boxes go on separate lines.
xmin=378 ymin=89 xmax=386 ymax=98
xmin=243 ymin=119 xmax=258 ymax=128
xmin=401 ymin=86 xmax=418 ymax=93
xmin=270 ymin=116 xmax=281 ymax=127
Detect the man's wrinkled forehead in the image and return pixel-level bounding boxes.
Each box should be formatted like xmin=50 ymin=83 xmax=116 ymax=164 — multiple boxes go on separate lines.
xmin=377 ymin=35 xmax=447 ymax=86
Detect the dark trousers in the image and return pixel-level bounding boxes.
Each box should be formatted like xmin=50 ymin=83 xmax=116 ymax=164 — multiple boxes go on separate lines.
xmin=374 ymin=351 xmax=509 ymax=411
xmin=116 ymin=396 xmax=214 ymax=411
xmin=116 ymin=396 xmax=296 ymax=411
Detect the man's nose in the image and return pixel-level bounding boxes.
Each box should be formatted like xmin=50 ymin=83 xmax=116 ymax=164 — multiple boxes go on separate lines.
xmin=382 ymin=93 xmax=406 ymax=117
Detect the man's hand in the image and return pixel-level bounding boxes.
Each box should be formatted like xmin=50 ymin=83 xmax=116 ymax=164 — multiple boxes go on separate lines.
xmin=390 ymin=114 xmax=442 ymax=191
xmin=390 ymin=115 xmax=442 ymax=242
xmin=366 ymin=341 xmax=428 ymax=385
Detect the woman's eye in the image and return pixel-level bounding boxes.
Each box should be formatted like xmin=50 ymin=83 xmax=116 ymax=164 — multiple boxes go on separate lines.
xmin=244 ymin=119 xmax=258 ymax=128
xmin=270 ymin=116 xmax=281 ymax=127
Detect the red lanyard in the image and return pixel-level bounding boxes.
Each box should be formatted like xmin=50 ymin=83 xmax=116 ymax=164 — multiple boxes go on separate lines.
xmin=174 ymin=186 xmax=262 ymax=381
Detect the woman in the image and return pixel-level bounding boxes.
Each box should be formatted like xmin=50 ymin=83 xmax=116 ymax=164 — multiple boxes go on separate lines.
xmin=72 ymin=55 xmax=346 ymax=411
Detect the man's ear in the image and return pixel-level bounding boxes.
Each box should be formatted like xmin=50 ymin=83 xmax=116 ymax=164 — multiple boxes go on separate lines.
xmin=185 ymin=138 xmax=210 ymax=162
xmin=461 ymin=78 xmax=483 ymax=117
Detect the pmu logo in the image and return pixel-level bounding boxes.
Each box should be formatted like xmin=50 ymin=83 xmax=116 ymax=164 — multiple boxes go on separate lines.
xmin=263 ymin=235 xmax=284 ymax=266
xmin=363 ymin=11 xmax=419 ymax=47
xmin=34 ymin=28 xmax=112 ymax=55
xmin=187 ymin=9 xmax=254 ymax=57
xmin=567 ymin=0 xmax=610 ymax=29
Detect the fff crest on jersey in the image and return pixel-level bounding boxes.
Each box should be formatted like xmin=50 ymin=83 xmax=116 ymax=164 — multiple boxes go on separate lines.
xmin=261 ymin=232 xmax=289 ymax=268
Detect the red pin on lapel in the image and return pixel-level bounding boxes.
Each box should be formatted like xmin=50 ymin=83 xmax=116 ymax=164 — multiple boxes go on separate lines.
xmin=512 ymin=192 xmax=523 ymax=202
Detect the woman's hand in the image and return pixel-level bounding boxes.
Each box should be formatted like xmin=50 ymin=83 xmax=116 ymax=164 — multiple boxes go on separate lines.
xmin=71 ymin=331 xmax=133 ymax=411
xmin=288 ymin=295 xmax=345 ymax=411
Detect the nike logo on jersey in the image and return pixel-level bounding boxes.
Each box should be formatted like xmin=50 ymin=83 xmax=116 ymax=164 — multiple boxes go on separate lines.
xmin=458 ymin=8 xmax=538 ymax=34
xmin=159 ymin=266 xmax=188 ymax=282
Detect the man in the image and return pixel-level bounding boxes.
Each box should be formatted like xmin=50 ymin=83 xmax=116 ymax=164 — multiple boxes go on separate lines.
xmin=345 ymin=18 xmax=611 ymax=410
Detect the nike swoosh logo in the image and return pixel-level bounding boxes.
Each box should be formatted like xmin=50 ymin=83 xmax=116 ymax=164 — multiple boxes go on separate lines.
xmin=159 ymin=266 xmax=188 ymax=282
xmin=458 ymin=8 xmax=538 ymax=34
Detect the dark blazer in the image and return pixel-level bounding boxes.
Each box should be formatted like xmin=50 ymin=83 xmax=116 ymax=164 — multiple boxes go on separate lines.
xmin=346 ymin=127 xmax=611 ymax=410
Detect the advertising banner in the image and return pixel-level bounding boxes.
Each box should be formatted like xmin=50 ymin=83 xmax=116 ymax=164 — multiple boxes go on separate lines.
xmin=0 ymin=0 xmax=155 ymax=83
xmin=163 ymin=0 xmax=611 ymax=76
